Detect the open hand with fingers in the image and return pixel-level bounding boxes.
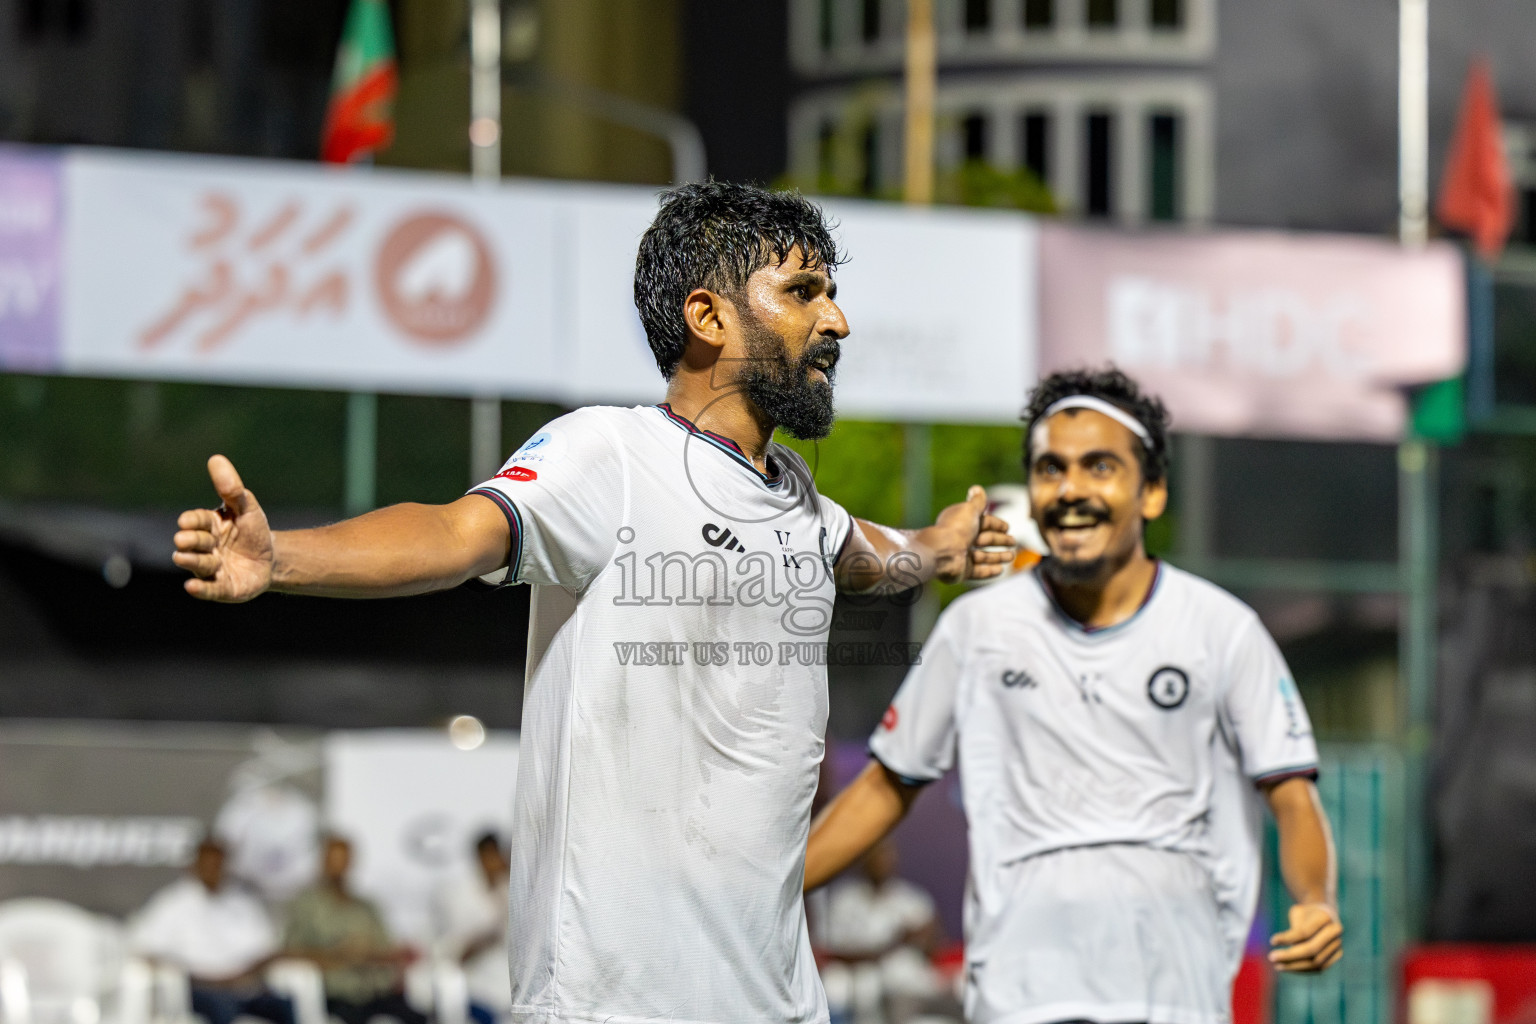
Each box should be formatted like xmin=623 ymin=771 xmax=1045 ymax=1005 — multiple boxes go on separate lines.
xmin=929 ymin=485 xmax=1017 ymax=583
xmin=172 ymin=455 xmax=274 ymax=602
xmin=1269 ymin=902 xmax=1343 ymax=973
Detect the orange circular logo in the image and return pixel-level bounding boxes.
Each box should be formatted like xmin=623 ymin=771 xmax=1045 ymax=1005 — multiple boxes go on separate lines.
xmin=881 ymin=705 xmax=898 ymax=731
xmin=374 ymin=212 xmax=496 ymax=345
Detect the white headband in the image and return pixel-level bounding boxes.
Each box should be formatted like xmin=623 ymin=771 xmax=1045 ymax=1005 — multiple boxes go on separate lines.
xmin=1039 ymin=395 xmax=1153 ymax=447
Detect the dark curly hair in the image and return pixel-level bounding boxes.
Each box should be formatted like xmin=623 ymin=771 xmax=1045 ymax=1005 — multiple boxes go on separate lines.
xmin=1022 ymin=367 xmax=1171 ymax=484
xmin=633 ymin=181 xmax=844 ymax=380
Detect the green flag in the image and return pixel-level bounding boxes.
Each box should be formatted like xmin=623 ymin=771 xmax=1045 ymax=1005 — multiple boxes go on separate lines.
xmin=321 ymin=0 xmax=397 ymax=164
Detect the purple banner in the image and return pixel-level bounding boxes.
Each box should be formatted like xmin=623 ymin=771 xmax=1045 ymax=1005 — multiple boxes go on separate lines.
xmin=0 ymin=146 xmax=63 ymax=371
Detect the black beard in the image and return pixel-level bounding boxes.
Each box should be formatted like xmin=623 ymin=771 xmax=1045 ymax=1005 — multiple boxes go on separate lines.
xmin=737 ymin=307 xmax=838 ymax=441
xmin=1041 ymin=554 xmax=1111 ymax=587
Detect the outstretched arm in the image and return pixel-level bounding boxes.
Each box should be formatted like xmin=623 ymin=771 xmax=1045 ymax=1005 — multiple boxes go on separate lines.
xmin=804 ymin=761 xmax=924 ymax=891
xmin=836 ymin=485 xmax=1015 ymax=593
xmin=1264 ymin=776 xmax=1342 ymax=973
xmin=173 ymin=455 xmax=511 ymax=602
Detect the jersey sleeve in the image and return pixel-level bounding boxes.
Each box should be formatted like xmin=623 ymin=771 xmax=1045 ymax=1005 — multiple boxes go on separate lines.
xmin=467 ymin=409 xmax=625 ymax=590
xmin=817 ymin=491 xmax=855 ymax=566
xmin=1220 ymin=612 xmax=1320 ymax=785
xmin=867 ymin=602 xmax=967 ymax=784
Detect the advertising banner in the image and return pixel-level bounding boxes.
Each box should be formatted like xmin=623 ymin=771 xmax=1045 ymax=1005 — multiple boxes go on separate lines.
xmin=0 ymin=146 xmax=1471 ymax=438
xmin=560 ymin=192 xmax=1040 ymax=422
xmin=819 ymin=199 xmax=1037 ymax=424
xmin=0 ymin=147 xmax=63 ymax=372
xmin=62 ymin=151 xmax=567 ymax=398
xmin=1038 ymin=224 xmax=1466 ymax=442
xmin=28 ymin=148 xmax=1038 ymax=422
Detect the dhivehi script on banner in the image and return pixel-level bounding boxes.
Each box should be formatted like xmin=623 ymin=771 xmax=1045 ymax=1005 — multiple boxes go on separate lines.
xmin=0 ymin=146 xmax=1468 ymax=436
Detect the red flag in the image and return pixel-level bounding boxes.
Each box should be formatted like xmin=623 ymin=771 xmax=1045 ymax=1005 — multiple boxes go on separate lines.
xmin=321 ymin=0 xmax=397 ymax=164
xmin=1437 ymin=60 xmax=1515 ymax=261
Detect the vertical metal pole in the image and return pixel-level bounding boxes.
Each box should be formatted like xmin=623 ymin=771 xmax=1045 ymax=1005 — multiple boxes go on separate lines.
xmin=1399 ymin=0 xmax=1430 ymax=247
xmin=1398 ymin=0 xmax=1434 ymax=941
xmin=1398 ymin=439 xmax=1437 ymax=939
xmin=469 ymin=0 xmax=503 ymax=485
xmin=902 ymin=423 xmax=933 ymax=528
xmin=903 ymin=0 xmax=936 ymax=205
xmin=904 ymin=422 xmax=938 ymax=641
xmin=469 ymin=0 xmax=502 ymax=181
xmin=470 ymin=398 xmax=504 ymax=484
xmin=902 ymin=0 xmax=938 ymax=636
xmin=345 ymin=391 xmax=378 ymax=517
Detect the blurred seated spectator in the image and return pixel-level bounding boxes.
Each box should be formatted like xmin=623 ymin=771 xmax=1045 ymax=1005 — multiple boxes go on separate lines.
xmin=127 ymin=838 xmax=294 ymax=1024
xmin=818 ymin=839 xmax=943 ymax=1024
xmin=433 ymin=831 xmax=511 ymax=1024
xmin=282 ymin=834 xmax=425 ymax=1024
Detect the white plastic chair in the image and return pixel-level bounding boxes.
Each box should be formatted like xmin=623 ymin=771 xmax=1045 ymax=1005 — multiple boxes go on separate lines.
xmin=262 ymin=960 xmax=326 ymax=1024
xmin=402 ymin=957 xmax=469 ymax=1024
xmin=0 ymin=899 xmax=136 ymax=1024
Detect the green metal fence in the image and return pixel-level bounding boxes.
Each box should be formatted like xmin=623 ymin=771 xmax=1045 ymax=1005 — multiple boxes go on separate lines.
xmin=1267 ymin=744 xmax=1411 ymax=1024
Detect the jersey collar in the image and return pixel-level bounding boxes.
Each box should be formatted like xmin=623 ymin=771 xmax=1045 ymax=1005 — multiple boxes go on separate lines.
xmin=1034 ymin=559 xmax=1163 ymax=637
xmin=654 ymin=404 xmax=785 ymax=488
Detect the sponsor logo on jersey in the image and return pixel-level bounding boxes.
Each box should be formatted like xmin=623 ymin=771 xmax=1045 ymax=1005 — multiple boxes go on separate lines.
xmin=880 ymin=705 xmax=899 ymax=730
xmin=1278 ymin=676 xmax=1311 ymax=738
xmin=495 ymin=465 xmax=537 ymax=482
xmin=1001 ymin=668 xmax=1038 ymax=689
xmin=514 ymin=432 xmax=551 ymax=457
xmin=1147 ymin=666 xmax=1190 ymax=709
xmin=701 ymin=522 xmax=747 ymax=553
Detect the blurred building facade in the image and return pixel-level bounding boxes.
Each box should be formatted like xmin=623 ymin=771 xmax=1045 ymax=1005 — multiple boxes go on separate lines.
xmin=690 ymin=0 xmax=1536 ymax=235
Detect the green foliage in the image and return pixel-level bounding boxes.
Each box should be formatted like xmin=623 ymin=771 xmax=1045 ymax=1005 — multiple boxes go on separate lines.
xmin=775 ymin=420 xmax=905 ymax=525
xmin=0 ymin=373 xmax=564 ymax=513
xmin=0 ymin=375 xmax=348 ymax=509
xmin=938 ymin=160 xmax=1057 ymax=214
xmin=777 ymin=419 xmax=1026 ymax=523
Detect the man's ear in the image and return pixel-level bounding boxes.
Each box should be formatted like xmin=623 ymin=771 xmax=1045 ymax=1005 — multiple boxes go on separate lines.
xmin=683 ymin=287 xmax=729 ymax=351
xmin=1141 ymin=476 xmax=1169 ymax=521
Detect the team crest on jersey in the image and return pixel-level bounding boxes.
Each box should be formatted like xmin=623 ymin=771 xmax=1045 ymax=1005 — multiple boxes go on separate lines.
xmin=1147 ymin=666 xmax=1190 ymax=709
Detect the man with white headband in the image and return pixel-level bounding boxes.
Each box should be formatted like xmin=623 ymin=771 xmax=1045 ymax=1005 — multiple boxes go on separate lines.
xmin=805 ymin=368 xmax=1341 ymax=1024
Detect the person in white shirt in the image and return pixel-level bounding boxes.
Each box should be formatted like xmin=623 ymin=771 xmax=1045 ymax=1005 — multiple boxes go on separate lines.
xmin=805 ymin=368 xmax=1343 ymax=1024
xmin=128 ymin=838 xmax=292 ymax=1024
xmin=170 ymin=181 xmax=1015 ymax=1024
xmin=818 ymin=839 xmax=942 ymax=1024
xmin=434 ymin=832 xmax=511 ymax=1024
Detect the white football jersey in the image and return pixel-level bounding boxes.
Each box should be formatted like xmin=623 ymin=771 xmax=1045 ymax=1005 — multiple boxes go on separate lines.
xmin=469 ymin=404 xmax=853 ymax=1024
xmin=868 ymin=562 xmax=1318 ymax=1024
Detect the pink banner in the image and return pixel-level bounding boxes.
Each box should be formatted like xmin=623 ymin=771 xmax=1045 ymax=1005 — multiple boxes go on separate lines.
xmin=1039 ymin=224 xmax=1466 ymax=442
xmin=0 ymin=147 xmax=63 ymax=372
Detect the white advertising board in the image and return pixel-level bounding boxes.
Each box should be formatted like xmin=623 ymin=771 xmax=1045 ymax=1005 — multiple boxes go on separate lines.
xmin=817 ymin=199 xmax=1038 ymax=424
xmin=324 ymin=730 xmax=519 ymax=945
xmin=41 ymin=148 xmax=1039 ymax=422
xmin=63 ymin=151 xmax=567 ymax=397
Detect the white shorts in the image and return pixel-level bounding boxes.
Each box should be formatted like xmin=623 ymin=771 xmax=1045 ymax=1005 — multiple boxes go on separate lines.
xmin=964 ymin=844 xmax=1231 ymax=1024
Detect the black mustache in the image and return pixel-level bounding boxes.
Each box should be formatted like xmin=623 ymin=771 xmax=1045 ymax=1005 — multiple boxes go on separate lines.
xmin=1043 ymin=501 xmax=1110 ymax=528
xmin=800 ymin=337 xmax=841 ymax=373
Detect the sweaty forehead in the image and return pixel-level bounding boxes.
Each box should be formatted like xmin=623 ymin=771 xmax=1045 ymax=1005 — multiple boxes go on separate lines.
xmin=1029 ymin=408 xmax=1141 ymax=460
xmin=756 ymin=245 xmax=828 ymax=276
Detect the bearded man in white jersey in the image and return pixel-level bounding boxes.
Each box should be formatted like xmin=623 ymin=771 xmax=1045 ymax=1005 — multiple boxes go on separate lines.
xmin=805 ymin=368 xmax=1343 ymax=1024
xmin=171 ymin=182 xmax=1015 ymax=1024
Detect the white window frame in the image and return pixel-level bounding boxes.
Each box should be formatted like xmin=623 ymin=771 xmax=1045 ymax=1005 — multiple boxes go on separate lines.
xmin=787 ymin=73 xmax=1214 ymax=224
xmin=790 ymin=0 xmax=1216 ymax=77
